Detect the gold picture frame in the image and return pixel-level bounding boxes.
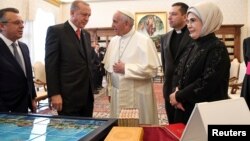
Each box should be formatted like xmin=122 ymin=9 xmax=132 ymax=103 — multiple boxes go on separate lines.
xmin=135 ymin=12 xmax=167 ymax=51
xmin=44 ymin=0 xmax=61 ymax=7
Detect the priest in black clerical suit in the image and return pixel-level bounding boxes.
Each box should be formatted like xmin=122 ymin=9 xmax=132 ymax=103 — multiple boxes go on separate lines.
xmin=161 ymin=26 xmax=193 ymax=124
xmin=160 ymin=2 xmax=193 ymax=124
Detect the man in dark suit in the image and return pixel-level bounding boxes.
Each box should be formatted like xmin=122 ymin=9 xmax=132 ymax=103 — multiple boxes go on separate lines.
xmin=241 ymin=37 xmax=250 ymax=109
xmin=97 ymin=45 xmax=106 ymax=89
xmin=0 ymin=8 xmax=36 ymax=113
xmin=91 ymin=41 xmax=100 ymax=94
xmin=160 ymin=2 xmax=193 ymax=124
xmin=45 ymin=0 xmax=94 ymax=117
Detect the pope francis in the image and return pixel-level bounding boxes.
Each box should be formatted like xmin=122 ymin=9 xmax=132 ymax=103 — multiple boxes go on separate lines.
xmin=103 ymin=9 xmax=161 ymax=125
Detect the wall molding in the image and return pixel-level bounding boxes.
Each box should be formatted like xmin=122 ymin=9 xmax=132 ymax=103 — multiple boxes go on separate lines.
xmin=44 ymin=0 xmax=61 ymax=7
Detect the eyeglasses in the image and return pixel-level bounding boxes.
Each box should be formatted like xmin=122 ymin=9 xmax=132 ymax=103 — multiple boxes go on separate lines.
xmin=1 ymin=20 xmax=25 ymax=25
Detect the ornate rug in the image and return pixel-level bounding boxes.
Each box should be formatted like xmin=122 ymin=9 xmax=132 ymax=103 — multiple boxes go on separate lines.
xmin=92 ymin=83 xmax=167 ymax=125
xmin=38 ymin=83 xmax=167 ymax=125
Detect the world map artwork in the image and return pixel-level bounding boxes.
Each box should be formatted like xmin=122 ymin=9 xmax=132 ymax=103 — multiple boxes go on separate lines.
xmin=0 ymin=113 xmax=116 ymax=141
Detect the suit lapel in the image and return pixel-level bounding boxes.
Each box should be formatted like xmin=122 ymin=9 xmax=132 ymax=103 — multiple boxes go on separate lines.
xmin=64 ymin=22 xmax=86 ymax=59
xmin=164 ymin=31 xmax=174 ymax=61
xmin=18 ymin=42 xmax=30 ymax=76
xmin=0 ymin=39 xmax=24 ymax=74
xmin=244 ymin=38 xmax=250 ymax=59
xmin=0 ymin=38 xmax=14 ymax=60
xmin=81 ymin=31 xmax=91 ymax=63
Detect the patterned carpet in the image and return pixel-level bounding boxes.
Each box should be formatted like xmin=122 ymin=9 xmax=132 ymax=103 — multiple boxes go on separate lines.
xmin=93 ymin=83 xmax=167 ymax=125
xmin=38 ymin=83 xmax=168 ymax=125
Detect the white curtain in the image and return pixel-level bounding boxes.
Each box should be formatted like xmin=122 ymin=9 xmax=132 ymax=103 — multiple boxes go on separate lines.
xmin=21 ymin=8 xmax=55 ymax=64
xmin=33 ymin=8 xmax=55 ymax=63
xmin=21 ymin=21 xmax=35 ymax=63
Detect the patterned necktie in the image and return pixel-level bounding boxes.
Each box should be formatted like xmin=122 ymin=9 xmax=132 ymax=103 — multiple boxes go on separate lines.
xmin=76 ymin=28 xmax=81 ymax=39
xmin=12 ymin=43 xmax=24 ymax=70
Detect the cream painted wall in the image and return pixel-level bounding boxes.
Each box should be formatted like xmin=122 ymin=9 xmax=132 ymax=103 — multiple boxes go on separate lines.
xmin=0 ymin=0 xmax=28 ymax=20
xmin=61 ymin=0 xmax=247 ymax=30
xmin=0 ymin=0 xmax=248 ymax=37
xmin=60 ymin=0 xmax=248 ymax=60
xmin=1 ymin=0 xmax=247 ymax=35
xmin=0 ymin=0 xmax=62 ymax=22
xmin=0 ymin=0 xmax=249 ymax=60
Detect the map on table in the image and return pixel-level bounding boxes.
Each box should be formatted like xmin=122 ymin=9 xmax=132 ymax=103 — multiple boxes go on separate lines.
xmin=0 ymin=113 xmax=117 ymax=141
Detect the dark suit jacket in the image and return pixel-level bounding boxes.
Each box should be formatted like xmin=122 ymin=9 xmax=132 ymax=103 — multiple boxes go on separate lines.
xmin=160 ymin=28 xmax=193 ymax=100
xmin=45 ymin=21 xmax=94 ymax=114
xmin=0 ymin=38 xmax=36 ymax=113
xmin=243 ymin=37 xmax=250 ymax=65
xmin=241 ymin=37 xmax=250 ymax=108
xmin=98 ymin=47 xmax=106 ymax=76
xmin=174 ymin=33 xmax=230 ymax=123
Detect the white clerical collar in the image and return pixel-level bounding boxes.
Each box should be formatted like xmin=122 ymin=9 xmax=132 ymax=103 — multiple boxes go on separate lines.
xmin=176 ymin=30 xmax=182 ymax=34
xmin=121 ymin=29 xmax=135 ymax=39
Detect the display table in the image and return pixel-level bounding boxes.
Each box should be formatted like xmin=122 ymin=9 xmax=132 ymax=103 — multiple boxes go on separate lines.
xmin=0 ymin=112 xmax=117 ymax=141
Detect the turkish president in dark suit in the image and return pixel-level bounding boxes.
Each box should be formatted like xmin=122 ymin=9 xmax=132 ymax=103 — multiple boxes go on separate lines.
xmin=45 ymin=0 xmax=94 ymax=117
xmin=0 ymin=8 xmax=36 ymax=113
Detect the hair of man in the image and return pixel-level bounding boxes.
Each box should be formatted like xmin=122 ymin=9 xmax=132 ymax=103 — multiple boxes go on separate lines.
xmin=0 ymin=8 xmax=19 ymax=23
xmin=172 ymin=2 xmax=189 ymax=15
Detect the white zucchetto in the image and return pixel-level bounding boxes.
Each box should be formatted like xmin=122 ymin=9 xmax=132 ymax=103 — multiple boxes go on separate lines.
xmin=118 ymin=9 xmax=135 ymax=20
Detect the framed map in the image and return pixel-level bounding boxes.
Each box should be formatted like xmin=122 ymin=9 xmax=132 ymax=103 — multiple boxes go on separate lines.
xmin=0 ymin=113 xmax=117 ymax=141
xmin=135 ymin=12 xmax=167 ymax=52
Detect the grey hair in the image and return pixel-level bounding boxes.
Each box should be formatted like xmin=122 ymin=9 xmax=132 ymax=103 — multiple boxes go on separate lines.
xmin=70 ymin=0 xmax=89 ymax=11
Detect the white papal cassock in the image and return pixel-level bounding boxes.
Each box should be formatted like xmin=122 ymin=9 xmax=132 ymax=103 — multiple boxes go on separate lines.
xmin=103 ymin=29 xmax=161 ymax=125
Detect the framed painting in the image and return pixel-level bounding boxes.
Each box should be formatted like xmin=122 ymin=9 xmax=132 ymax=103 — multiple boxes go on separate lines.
xmin=135 ymin=12 xmax=167 ymax=52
